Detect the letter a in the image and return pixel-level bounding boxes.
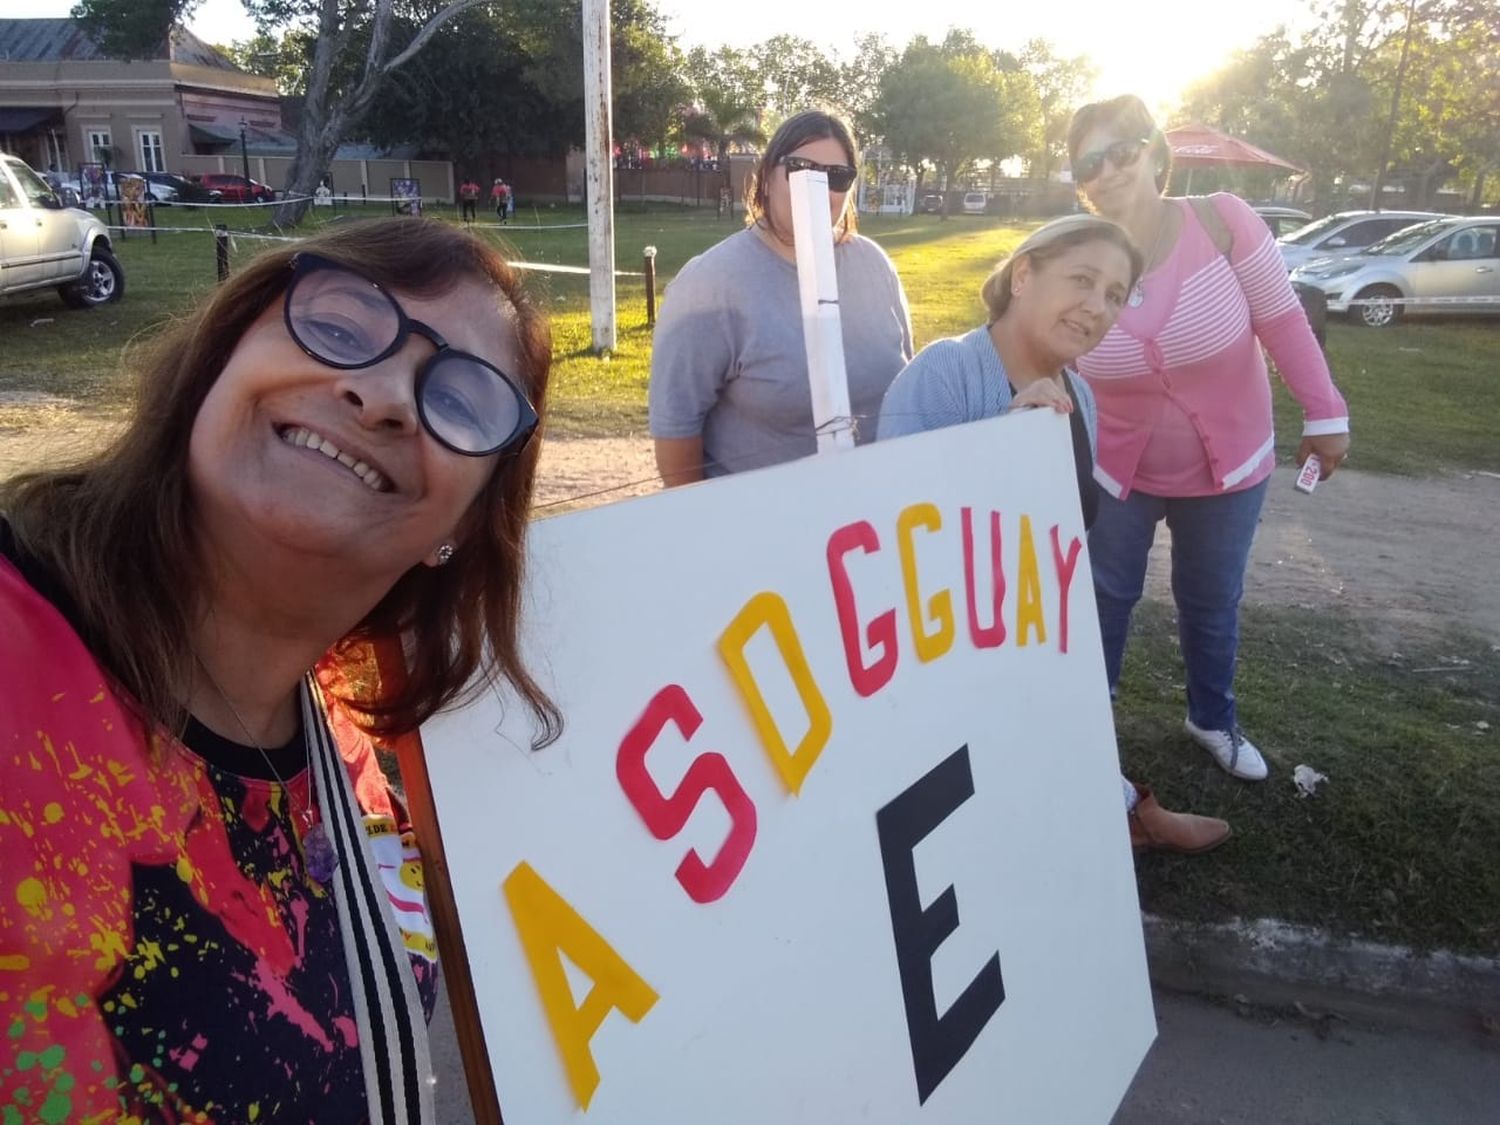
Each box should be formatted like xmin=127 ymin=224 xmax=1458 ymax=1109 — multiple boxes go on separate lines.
xmin=503 ymin=862 xmax=659 ymax=1109
xmin=1014 ymin=515 xmax=1047 ymax=647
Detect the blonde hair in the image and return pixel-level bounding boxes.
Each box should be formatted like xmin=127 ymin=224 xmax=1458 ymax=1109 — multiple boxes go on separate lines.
xmin=980 ymin=214 xmax=1144 ymax=322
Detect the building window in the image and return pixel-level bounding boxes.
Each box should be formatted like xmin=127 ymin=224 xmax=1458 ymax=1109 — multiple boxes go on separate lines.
xmin=87 ymin=129 xmax=112 ymax=163
xmin=138 ymin=130 xmax=165 ymax=173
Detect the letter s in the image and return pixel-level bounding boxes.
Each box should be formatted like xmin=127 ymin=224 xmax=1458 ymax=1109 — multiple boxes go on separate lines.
xmin=616 ymin=684 xmax=758 ymax=903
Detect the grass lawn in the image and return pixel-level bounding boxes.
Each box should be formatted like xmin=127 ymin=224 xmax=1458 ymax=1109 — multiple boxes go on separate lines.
xmin=1118 ymin=602 xmax=1500 ymax=956
xmin=5 ymin=203 xmax=1495 ymax=471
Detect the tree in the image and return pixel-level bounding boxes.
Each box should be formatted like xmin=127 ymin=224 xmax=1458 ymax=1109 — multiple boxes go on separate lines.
xmin=1018 ymin=40 xmax=1094 ymax=181
xmin=747 ymin=36 xmax=843 ymax=128
xmin=680 ymin=45 xmax=766 ymax=196
xmin=1179 ymin=0 xmax=1498 ymax=208
xmin=220 ymin=29 xmax=312 ymax=95
xmin=74 ymin=0 xmax=499 ymax=225
xmin=837 ymin=34 xmax=897 ymax=146
xmin=868 ymin=32 xmax=1035 ymax=217
xmin=356 ymin=0 xmax=689 ymax=169
xmin=679 ymin=87 xmax=766 ymax=197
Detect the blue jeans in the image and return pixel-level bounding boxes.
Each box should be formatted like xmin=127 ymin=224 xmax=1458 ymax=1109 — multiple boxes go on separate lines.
xmin=1088 ymin=479 xmax=1269 ymax=732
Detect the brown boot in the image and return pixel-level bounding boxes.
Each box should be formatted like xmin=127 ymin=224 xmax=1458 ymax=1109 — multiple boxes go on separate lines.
xmin=1128 ymin=783 xmax=1231 ymax=855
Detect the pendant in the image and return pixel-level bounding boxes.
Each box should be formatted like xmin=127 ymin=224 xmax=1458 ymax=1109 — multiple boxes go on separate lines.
xmin=1127 ymin=282 xmax=1145 ymax=309
xmin=302 ymin=820 xmax=341 ymax=884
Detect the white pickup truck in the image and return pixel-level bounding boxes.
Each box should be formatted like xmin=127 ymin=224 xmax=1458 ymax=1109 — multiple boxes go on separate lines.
xmin=0 ymin=153 xmax=124 ymax=308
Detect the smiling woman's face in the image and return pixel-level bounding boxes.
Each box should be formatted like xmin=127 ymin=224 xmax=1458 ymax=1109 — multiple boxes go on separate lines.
xmin=1074 ymin=123 xmax=1162 ymax=218
xmin=186 ymin=275 xmax=516 ymax=582
xmin=1009 ymin=239 xmax=1134 ymax=366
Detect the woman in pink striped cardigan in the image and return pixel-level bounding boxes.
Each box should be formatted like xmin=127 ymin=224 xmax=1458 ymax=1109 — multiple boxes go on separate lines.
xmin=1066 ymin=95 xmax=1350 ymax=783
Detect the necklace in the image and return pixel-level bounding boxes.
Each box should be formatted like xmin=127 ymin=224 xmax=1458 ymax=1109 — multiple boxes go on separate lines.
xmin=195 ymin=659 xmax=340 ymax=885
xmin=1128 ymin=203 xmax=1174 ymax=308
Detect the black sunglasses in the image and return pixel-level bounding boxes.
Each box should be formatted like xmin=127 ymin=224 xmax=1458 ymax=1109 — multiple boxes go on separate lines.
xmin=1073 ymin=138 xmax=1151 ymax=185
xmin=282 ymin=253 xmax=538 ymax=458
xmin=778 ymin=155 xmax=857 ymax=193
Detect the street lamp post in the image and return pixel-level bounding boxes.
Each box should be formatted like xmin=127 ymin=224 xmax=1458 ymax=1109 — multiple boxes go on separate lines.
xmin=238 ymin=118 xmax=251 ymax=183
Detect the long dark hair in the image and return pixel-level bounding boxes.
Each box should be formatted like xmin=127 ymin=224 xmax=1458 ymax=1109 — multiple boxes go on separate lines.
xmin=1 ymin=218 xmax=561 ymax=747
xmin=745 ymin=110 xmax=860 ymax=242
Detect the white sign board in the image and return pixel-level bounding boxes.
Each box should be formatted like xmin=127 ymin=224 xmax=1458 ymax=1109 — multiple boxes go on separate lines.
xmin=422 ymin=411 xmax=1156 ymax=1123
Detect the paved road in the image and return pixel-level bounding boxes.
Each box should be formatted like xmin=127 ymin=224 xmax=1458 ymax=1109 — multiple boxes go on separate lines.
xmin=428 ymin=985 xmax=1500 ymax=1123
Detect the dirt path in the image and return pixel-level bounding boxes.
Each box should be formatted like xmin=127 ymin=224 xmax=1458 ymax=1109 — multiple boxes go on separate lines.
xmin=3 ymin=415 xmax=1495 ymax=643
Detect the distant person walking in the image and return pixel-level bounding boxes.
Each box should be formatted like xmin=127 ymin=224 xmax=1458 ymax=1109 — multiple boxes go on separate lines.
xmin=491 ymin=178 xmax=511 ymax=224
xmin=459 ymin=176 xmax=480 ymax=224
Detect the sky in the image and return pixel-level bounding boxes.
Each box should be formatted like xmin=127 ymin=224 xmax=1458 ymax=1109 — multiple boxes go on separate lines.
xmin=15 ymin=0 xmax=1318 ymax=114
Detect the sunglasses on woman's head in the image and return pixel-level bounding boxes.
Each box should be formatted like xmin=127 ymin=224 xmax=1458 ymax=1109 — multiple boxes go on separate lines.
xmin=1074 ymin=138 xmax=1151 ymax=185
xmin=282 ymin=253 xmax=538 ymax=458
xmin=778 ymin=155 xmax=857 ymax=193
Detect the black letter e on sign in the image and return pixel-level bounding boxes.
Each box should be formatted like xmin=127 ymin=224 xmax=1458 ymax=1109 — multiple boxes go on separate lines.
xmin=877 ymin=745 xmax=1005 ymax=1104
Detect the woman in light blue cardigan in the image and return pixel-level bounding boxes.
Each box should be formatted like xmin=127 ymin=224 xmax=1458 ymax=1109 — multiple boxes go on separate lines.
xmin=878 ymin=215 xmax=1231 ymax=855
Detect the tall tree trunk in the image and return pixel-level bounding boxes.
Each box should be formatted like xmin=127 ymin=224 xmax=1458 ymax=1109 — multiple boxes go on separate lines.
xmin=270 ymin=0 xmax=488 ymax=228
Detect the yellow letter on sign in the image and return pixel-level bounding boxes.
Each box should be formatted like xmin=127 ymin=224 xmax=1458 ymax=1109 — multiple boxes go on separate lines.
xmin=503 ymin=862 xmax=659 ymax=1109
xmin=718 ymin=591 xmax=833 ymax=795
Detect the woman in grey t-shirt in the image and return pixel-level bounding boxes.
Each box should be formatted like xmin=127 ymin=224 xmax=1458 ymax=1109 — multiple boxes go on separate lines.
xmin=649 ymin=111 xmax=914 ymax=484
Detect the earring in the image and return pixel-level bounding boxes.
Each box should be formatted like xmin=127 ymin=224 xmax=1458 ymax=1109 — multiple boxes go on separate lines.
xmin=434 ymin=543 xmax=455 ymax=566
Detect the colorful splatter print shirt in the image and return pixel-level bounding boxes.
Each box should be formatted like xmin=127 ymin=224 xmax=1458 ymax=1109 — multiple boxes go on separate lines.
xmin=0 ymin=527 xmax=439 ymax=1122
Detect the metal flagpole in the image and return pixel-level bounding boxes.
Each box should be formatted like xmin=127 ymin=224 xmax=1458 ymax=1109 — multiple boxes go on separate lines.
xmin=582 ymin=0 xmax=616 ymax=352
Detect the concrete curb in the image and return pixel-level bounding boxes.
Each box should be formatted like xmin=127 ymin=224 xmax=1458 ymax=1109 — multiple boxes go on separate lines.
xmin=1143 ymin=915 xmax=1500 ymax=1032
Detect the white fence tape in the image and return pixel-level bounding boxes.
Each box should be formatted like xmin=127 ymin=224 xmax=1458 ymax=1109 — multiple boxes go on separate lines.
xmin=104 ymin=225 xmax=646 ymax=273
xmin=1343 ymin=294 xmax=1500 ymax=308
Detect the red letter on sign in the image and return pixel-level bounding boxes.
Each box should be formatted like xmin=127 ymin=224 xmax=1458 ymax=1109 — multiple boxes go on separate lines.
xmin=1050 ymin=525 xmax=1083 ymax=655
xmin=616 ymin=684 xmax=758 ymax=903
xmin=961 ymin=507 xmax=1007 ymax=649
xmin=827 ymin=520 xmax=898 ymax=697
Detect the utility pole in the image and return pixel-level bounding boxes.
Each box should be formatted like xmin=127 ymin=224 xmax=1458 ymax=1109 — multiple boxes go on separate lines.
xmin=582 ymin=0 xmax=616 ymax=352
xmin=1370 ymin=0 xmax=1418 ymax=211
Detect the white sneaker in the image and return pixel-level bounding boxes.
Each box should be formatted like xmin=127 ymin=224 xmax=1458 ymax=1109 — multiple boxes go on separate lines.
xmin=1184 ymin=718 xmax=1269 ymax=781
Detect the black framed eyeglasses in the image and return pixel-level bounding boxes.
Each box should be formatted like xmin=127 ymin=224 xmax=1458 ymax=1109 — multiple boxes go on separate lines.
xmin=282 ymin=253 xmax=538 ymax=457
xmin=778 ymin=155 xmax=857 ymax=193
xmin=1073 ymin=138 xmax=1151 ymax=185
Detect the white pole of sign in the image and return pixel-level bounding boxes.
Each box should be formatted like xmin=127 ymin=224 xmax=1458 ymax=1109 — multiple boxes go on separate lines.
xmin=582 ymin=0 xmax=616 ymax=352
xmin=788 ymin=168 xmax=854 ymax=454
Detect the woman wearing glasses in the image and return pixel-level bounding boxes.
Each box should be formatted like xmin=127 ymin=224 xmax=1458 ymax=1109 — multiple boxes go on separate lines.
xmin=651 ymin=110 xmax=913 ymax=484
xmin=0 ymin=219 xmax=557 ymax=1122
xmin=878 ymin=215 xmax=1231 ymax=854
xmin=1066 ymin=96 xmax=1350 ymax=783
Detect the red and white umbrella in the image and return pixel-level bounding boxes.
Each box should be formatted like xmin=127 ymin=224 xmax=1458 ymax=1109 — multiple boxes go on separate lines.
xmin=1166 ymin=123 xmax=1302 ymax=172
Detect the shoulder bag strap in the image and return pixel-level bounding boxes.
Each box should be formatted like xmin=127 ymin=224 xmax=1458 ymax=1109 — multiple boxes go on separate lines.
xmin=1063 ymin=377 xmax=1099 ymax=531
xmin=1188 ymin=195 xmax=1233 ymax=261
xmin=303 ymin=677 xmax=436 ymax=1125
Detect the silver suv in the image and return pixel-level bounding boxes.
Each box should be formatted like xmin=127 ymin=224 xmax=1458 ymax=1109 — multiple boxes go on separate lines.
xmin=0 ymin=153 xmax=124 ymax=308
xmin=1277 ymin=209 xmax=1444 ymax=272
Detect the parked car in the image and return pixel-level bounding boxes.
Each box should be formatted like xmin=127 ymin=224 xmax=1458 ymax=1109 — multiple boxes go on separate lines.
xmin=1289 ymin=215 xmax=1500 ymax=327
xmin=1250 ymin=204 xmax=1313 ymax=239
xmin=961 ymin=191 xmax=989 ymax=215
xmin=0 ymin=154 xmax=124 ymax=308
xmin=194 ymin=173 xmax=275 ymax=204
xmin=918 ymin=192 xmax=943 ymax=214
xmin=1277 ymin=209 xmax=1445 ymax=271
xmin=38 ymin=170 xmax=82 ymax=209
xmin=143 ymin=172 xmax=221 ymax=205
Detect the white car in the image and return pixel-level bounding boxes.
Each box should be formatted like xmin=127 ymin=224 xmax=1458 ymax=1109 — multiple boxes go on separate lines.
xmin=961 ymin=191 xmax=988 ymax=215
xmin=1251 ymin=204 xmax=1312 ymax=239
xmin=1289 ymin=216 xmax=1500 ymax=328
xmin=0 ymin=154 xmax=123 ymax=308
xmin=1277 ymin=210 xmax=1445 ymax=271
